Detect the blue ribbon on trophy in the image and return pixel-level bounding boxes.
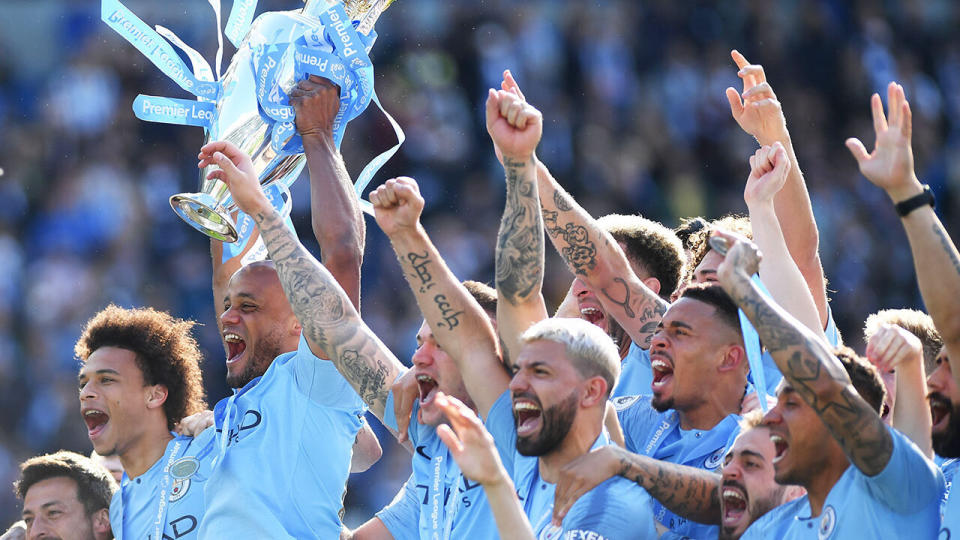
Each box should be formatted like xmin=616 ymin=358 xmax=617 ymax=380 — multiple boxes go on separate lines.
xmin=102 ymin=0 xmax=403 ymax=251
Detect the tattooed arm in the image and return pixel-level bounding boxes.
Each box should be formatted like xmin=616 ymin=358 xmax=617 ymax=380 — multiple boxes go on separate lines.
xmin=537 ymin=162 xmax=668 ymax=348
xmin=553 ymin=445 xmax=721 ymax=525
xmin=372 ymin=177 xmax=509 ymax=419
xmin=847 ymin=83 xmax=960 ymax=371
xmin=717 ymin=238 xmax=893 ymax=475
xmin=198 ymin=141 xmax=404 ymax=420
xmin=487 ymin=89 xmax=550 ymax=364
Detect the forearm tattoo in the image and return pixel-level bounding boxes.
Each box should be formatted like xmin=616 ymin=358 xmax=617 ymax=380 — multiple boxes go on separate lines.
xmin=616 ymin=448 xmax=721 ymax=525
xmin=496 ymin=158 xmax=544 ymax=304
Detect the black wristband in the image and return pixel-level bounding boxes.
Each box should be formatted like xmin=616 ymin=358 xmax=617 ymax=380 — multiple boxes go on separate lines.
xmin=894 ymin=185 xmax=935 ymax=217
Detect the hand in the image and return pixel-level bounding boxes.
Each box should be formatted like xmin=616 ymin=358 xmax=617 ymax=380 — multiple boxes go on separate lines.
xmin=552 ymin=445 xmax=621 ymax=525
xmin=391 ymin=368 xmax=420 ymax=443
xmin=725 ymin=50 xmax=787 ymax=144
xmin=435 ymin=392 xmax=509 ymax=487
xmin=866 ymin=323 xmax=923 ymax=374
xmin=371 ymin=177 xmax=425 ymax=238
xmin=485 ymin=88 xmax=542 ymax=162
xmin=290 ymin=75 xmax=341 ymax=142
xmin=492 ymin=69 xmax=527 ymax=165
xmin=743 ymin=142 xmax=790 ymax=207
xmin=741 ymin=389 xmax=777 ymax=415
xmin=0 ymin=521 xmax=25 ymax=540
xmin=714 ymin=232 xmax=762 ymax=286
xmin=174 ymin=409 xmax=214 ymax=437
xmin=198 ymin=141 xmax=269 ymax=216
xmin=845 ymin=82 xmax=923 ymax=202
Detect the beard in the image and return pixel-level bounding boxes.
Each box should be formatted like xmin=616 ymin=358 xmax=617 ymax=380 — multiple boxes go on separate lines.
xmin=515 ymin=390 xmax=579 ymax=457
xmin=225 ymin=331 xmax=285 ymax=388
xmin=932 ymin=397 xmax=960 ymax=458
xmin=719 ymin=482 xmax=785 ymax=540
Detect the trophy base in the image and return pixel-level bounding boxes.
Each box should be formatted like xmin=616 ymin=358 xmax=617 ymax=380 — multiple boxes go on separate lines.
xmin=170 ymin=193 xmax=239 ymax=243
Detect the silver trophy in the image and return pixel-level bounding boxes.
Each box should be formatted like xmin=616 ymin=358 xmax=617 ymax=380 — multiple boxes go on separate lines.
xmin=169 ymin=0 xmax=394 ymax=242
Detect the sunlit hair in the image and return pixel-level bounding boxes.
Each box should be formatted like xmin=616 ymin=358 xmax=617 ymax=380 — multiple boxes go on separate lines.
xmin=520 ymin=318 xmax=620 ymax=397
xmin=462 ymin=280 xmax=497 ymax=317
xmin=864 ymin=308 xmax=942 ymax=373
xmin=597 ymin=214 xmax=687 ymax=299
xmin=739 ymin=409 xmax=765 ymax=431
xmin=75 ymin=304 xmax=207 ymax=429
xmin=15 ymin=451 xmax=117 ymax=516
xmin=686 ymin=214 xmax=753 ymax=282
xmin=834 ymin=345 xmax=886 ymax=414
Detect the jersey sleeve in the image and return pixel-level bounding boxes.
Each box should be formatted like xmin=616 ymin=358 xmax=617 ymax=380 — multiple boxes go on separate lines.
xmin=484 ymin=390 xmax=518 ymax=474
xmin=612 ymin=395 xmax=652 ymax=454
xmin=861 ymin=425 xmax=945 ymax=513
xmin=375 ymin=473 xmax=420 ymax=540
xmin=561 ymin=478 xmax=657 ymax=539
xmin=292 ymin=334 xmax=366 ymax=412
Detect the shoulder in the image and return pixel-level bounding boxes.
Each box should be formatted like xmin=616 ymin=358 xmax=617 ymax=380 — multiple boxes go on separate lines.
xmin=565 ymin=476 xmax=654 ymax=527
xmin=741 ymin=496 xmax=805 ymax=538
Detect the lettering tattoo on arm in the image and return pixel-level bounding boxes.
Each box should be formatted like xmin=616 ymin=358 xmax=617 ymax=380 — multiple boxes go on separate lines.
xmin=727 ymin=277 xmax=893 ymax=475
xmin=496 ymin=158 xmax=545 ymax=304
xmin=614 ymin=447 xmax=721 ymax=525
xmin=433 ymin=294 xmax=464 ymax=330
xmin=253 ymin=206 xmax=396 ymax=415
xmin=407 ymin=251 xmax=436 ymax=293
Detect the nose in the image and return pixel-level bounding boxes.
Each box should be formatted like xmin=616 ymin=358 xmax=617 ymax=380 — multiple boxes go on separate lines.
xmin=411 ymin=343 xmax=434 ymax=368
xmin=508 ymin=368 xmax=529 ymax=393
xmin=79 ymin=380 xmax=96 ymax=402
xmin=28 ymin=518 xmax=50 ymax=540
xmin=572 ymin=278 xmax=592 ymax=298
xmin=761 ymin=404 xmax=782 ymax=426
xmin=220 ymin=304 xmax=240 ymax=327
xmin=722 ymin=459 xmax=741 ymax=482
xmin=928 ymin=362 xmax=948 ymax=392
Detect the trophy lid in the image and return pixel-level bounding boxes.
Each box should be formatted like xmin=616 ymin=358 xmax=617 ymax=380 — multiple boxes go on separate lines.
xmin=302 ymin=0 xmax=395 ymax=35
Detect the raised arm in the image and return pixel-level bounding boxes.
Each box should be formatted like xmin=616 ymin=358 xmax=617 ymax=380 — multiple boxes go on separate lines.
xmin=726 ymin=51 xmax=828 ymax=326
xmin=488 ymin=87 xmax=550 ymax=364
xmin=847 ymin=82 xmax=960 ymax=384
xmin=291 ymin=75 xmax=364 ymax=309
xmin=552 ymin=445 xmax=721 ymax=526
xmin=742 ymin=143 xmax=826 ymax=339
xmin=371 ymin=177 xmax=509 ymax=418
xmin=199 ymin=141 xmax=403 ymax=420
xmin=717 ymin=238 xmax=892 ymax=475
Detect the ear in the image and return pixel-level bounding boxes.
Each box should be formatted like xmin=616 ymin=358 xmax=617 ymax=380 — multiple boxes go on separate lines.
xmin=580 ymin=376 xmax=608 ymax=408
xmin=92 ymin=507 xmax=111 ymax=537
xmin=717 ymin=344 xmax=746 ymax=373
xmin=145 ymin=384 xmax=168 ymax=410
xmin=782 ymin=484 xmax=806 ymax=504
xmin=290 ymin=318 xmax=303 ymax=336
xmin=642 ymin=276 xmax=661 ymax=296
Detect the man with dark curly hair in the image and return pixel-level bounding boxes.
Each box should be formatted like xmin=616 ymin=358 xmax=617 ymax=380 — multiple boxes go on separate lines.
xmin=76 ymin=304 xmax=212 ymax=540
xmin=15 ymin=450 xmax=117 ymax=540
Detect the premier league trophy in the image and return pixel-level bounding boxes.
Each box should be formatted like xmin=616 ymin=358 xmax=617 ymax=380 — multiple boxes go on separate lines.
xmin=102 ymin=0 xmax=401 ymax=242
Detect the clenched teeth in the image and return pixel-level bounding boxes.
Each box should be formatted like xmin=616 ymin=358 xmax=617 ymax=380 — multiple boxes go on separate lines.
xmin=722 ymin=489 xmax=745 ymax=502
xmin=652 ymin=359 xmax=672 ymax=372
xmin=224 ymin=333 xmax=242 ymax=343
xmin=514 ymin=402 xmax=540 ymax=412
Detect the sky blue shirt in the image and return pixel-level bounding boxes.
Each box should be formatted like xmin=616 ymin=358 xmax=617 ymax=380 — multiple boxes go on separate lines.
xmin=110 ymin=428 xmax=216 ymax=540
xmin=742 ymin=426 xmax=943 ymax=539
xmin=199 ymin=335 xmax=366 ymax=538
xmin=940 ymin=457 xmax=960 ymax=535
xmin=486 ymin=391 xmax=658 ymax=539
xmin=377 ymin=390 xmax=497 ymax=540
xmin=614 ymin=394 xmax=740 ymax=538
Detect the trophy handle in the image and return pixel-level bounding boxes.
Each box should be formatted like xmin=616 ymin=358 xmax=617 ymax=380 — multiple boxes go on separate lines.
xmin=169 ymin=192 xmax=240 ymax=243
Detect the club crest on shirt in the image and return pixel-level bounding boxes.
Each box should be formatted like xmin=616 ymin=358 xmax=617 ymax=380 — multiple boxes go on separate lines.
xmin=169 ymin=478 xmax=191 ymax=502
xmin=704 ymin=446 xmax=726 ymax=470
xmin=538 ymin=523 xmax=562 ymax=540
xmin=818 ymin=505 xmax=836 ymax=540
xmin=612 ymin=395 xmax=640 ymax=411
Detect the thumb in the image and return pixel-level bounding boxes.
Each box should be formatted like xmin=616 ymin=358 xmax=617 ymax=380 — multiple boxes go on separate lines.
xmin=485 ymin=89 xmax=500 ymax=128
xmin=726 ymin=87 xmax=744 ymax=118
xmin=772 ymin=145 xmax=790 ymax=177
xmin=845 ymin=138 xmax=870 ymax=165
xmin=214 ymin=152 xmax=243 ymax=183
xmin=437 ymin=424 xmax=463 ymax=455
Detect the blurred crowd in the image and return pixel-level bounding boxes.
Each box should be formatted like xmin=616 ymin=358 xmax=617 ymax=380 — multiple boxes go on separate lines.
xmin=1 ymin=0 xmax=959 ymax=526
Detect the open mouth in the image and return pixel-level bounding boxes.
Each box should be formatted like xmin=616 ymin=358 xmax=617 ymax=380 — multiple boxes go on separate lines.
xmin=930 ymin=395 xmax=951 ymax=431
xmin=224 ymin=332 xmax=247 ymax=364
xmin=770 ymin=434 xmax=789 ymax=464
xmin=83 ymin=408 xmax=110 ymax=440
xmin=513 ymin=399 xmax=542 ymax=436
xmin=651 ymin=358 xmax=674 ymax=390
xmin=579 ymin=306 xmax=606 ymax=331
xmin=721 ymin=484 xmax=748 ymax=526
xmin=881 ymin=402 xmax=891 ymax=421
xmin=417 ymin=374 xmax=439 ymax=406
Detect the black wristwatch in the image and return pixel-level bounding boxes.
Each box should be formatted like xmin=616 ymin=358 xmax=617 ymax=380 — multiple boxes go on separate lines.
xmin=894 ymin=184 xmax=935 ymax=217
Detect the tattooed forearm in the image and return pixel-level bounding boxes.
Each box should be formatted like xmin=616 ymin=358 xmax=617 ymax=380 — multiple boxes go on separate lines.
xmin=614 ymin=447 xmax=721 ymax=525
xmin=496 ymin=158 xmax=544 ymax=304
xmin=600 ymin=278 xmax=668 ymax=346
xmin=253 ymin=205 xmax=399 ymax=417
xmin=933 ymin=224 xmax=960 ymax=278
xmin=542 ymin=208 xmax=598 ymax=276
xmin=726 ymin=274 xmax=893 ymax=475
xmin=433 ymin=294 xmax=464 ymax=330
xmin=553 ymin=190 xmax=572 ymax=212
xmin=407 ymin=251 xmax=436 ymax=293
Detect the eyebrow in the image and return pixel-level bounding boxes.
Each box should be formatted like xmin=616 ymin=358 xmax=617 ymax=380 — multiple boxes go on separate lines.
xmin=738 ymin=449 xmax=766 ymax=461
xmin=667 ymin=321 xmax=694 ymax=331
xmin=78 ymin=368 xmax=121 ymax=382
xmin=224 ymin=292 xmax=258 ymax=304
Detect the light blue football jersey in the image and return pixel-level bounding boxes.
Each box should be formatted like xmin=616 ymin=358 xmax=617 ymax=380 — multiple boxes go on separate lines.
xmin=941 ymin=457 xmax=960 ymax=517
xmin=110 ymin=428 xmax=217 ymax=540
xmin=378 ymin=389 xmax=498 ymax=540
xmin=198 ymin=335 xmax=365 ymax=538
xmin=613 ymin=343 xmax=652 ymax=398
xmin=743 ymin=426 xmax=943 ymax=539
xmin=486 ymin=391 xmax=658 ymax=539
xmin=614 ymin=394 xmax=740 ymax=538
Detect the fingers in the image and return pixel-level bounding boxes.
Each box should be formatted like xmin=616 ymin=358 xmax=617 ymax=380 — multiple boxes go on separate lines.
xmin=501 ymin=69 xmax=526 ymax=101
xmin=867 ymin=325 xmax=896 ymax=362
xmin=742 ymin=81 xmax=775 ymax=101
xmin=726 ymin=87 xmax=744 ymax=118
xmin=887 ymin=82 xmax=901 ymax=128
xmin=870 ymin=93 xmax=888 ymax=134
xmin=436 ymin=424 xmax=464 ymax=455
xmin=770 ymin=142 xmax=789 ymax=176
xmin=901 ymin=98 xmax=913 ymax=140
xmin=731 ymin=49 xmax=750 ymax=70
xmin=210 ymin=152 xmax=242 ymax=184
xmin=371 ymin=178 xmax=422 ymax=210
xmin=845 ymin=137 xmax=870 ymax=165
xmin=485 ymin=88 xmax=500 ymax=128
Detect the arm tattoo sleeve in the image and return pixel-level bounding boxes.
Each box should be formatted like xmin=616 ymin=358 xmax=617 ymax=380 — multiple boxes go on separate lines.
xmin=254 ymin=205 xmax=400 ymax=417
xmin=614 ymin=447 xmax=721 ymax=525
xmin=727 ymin=276 xmax=894 ymax=475
xmin=496 ymin=157 xmax=545 ymax=305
